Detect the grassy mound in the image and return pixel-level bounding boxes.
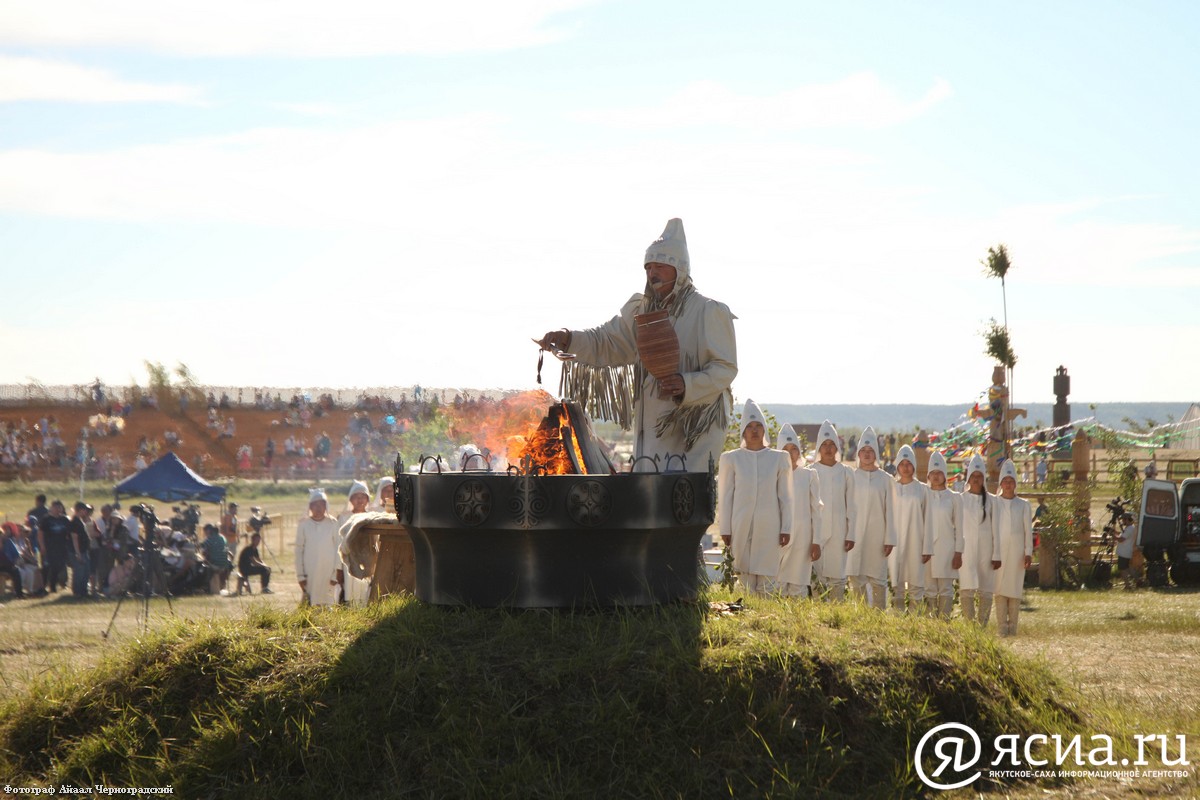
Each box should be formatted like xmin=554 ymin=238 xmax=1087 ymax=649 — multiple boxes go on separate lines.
xmin=0 ymin=594 xmax=1092 ymax=798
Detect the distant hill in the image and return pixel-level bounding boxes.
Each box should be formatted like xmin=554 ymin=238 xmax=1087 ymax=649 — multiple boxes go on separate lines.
xmin=757 ymin=402 xmax=1194 ymax=433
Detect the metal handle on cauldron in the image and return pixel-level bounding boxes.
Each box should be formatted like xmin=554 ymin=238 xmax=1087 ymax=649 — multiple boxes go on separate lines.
xmin=626 ymin=454 xmax=661 ymax=474
xmin=461 ymin=452 xmax=492 ymax=472
xmin=419 ymin=454 xmax=444 ymax=474
xmin=663 ymin=454 xmax=688 ymax=473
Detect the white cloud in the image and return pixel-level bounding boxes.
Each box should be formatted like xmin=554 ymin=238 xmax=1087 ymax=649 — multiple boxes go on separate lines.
xmin=0 ymin=55 xmax=202 ymax=104
xmin=573 ymin=73 xmax=953 ymax=130
xmin=0 ymin=0 xmax=593 ymax=57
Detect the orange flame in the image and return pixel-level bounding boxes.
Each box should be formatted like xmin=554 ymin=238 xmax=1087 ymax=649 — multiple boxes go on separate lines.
xmin=444 ymin=389 xmax=587 ymax=474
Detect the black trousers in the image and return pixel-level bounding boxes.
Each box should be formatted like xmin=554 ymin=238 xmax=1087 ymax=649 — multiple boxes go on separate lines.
xmin=44 ymin=549 xmax=68 ymax=592
xmin=242 ymin=563 xmax=271 ymax=588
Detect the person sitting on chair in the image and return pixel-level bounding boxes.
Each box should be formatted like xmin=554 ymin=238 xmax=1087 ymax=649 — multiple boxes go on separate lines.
xmin=201 ymin=523 xmax=233 ymax=592
xmin=237 ymin=532 xmax=272 ymax=594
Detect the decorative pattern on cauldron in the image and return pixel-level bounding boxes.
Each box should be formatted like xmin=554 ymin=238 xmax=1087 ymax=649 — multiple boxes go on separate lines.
xmin=566 ymin=480 xmax=612 ymax=527
xmin=393 ymin=456 xmax=415 ymax=524
xmin=453 ymin=479 xmax=492 ymax=526
xmin=509 ymin=469 xmax=550 ymax=529
xmin=671 ymin=477 xmax=695 ymax=524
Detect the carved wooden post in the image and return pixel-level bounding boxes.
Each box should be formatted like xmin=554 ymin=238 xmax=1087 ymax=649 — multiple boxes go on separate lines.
xmin=1072 ymin=429 xmax=1092 ymax=563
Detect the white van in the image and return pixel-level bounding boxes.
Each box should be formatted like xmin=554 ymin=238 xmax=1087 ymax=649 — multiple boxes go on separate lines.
xmin=1137 ymin=477 xmax=1200 ymax=586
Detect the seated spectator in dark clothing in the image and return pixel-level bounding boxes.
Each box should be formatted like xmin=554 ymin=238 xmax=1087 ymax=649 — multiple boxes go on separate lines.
xmin=201 ymin=523 xmax=233 ymax=590
xmin=237 ymin=533 xmax=272 ymax=593
xmin=1 ymin=524 xmax=26 ymax=598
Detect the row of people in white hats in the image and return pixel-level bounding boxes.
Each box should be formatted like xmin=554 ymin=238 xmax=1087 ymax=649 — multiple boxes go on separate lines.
xmin=717 ymin=401 xmax=1034 ymax=636
xmin=294 ymin=478 xmax=395 ymax=606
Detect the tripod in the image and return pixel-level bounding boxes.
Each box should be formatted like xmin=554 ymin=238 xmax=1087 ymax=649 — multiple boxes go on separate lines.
xmin=102 ymin=511 xmax=175 ymax=638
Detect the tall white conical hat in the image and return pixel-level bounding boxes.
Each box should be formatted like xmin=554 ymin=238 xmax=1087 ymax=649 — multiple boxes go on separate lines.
xmin=928 ymin=451 xmax=948 ymax=475
xmin=816 ymin=420 xmax=839 ymax=452
xmin=896 ymin=444 xmax=916 ymax=468
xmin=777 ymin=423 xmax=801 ymax=451
xmin=999 ymin=460 xmax=1019 ymax=483
xmin=857 ymin=426 xmax=879 ymax=458
xmin=966 ymin=454 xmax=986 ymax=479
xmin=308 ymin=488 xmax=328 ymax=504
xmin=740 ymin=399 xmax=766 ymax=439
xmin=644 ymin=218 xmax=691 ymax=284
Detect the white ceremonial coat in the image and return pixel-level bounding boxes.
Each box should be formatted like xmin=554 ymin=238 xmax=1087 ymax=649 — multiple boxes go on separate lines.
xmin=778 ymin=465 xmax=822 ymax=587
xmin=813 ymin=461 xmax=854 ymax=581
xmin=844 ymin=469 xmax=897 ymax=581
xmin=922 ymin=489 xmax=963 ymax=580
xmin=957 ymin=492 xmax=997 ymax=593
xmin=992 ymin=496 xmax=1033 ymax=598
xmin=718 ymin=447 xmax=793 ymax=578
xmin=570 ymin=290 xmax=737 ymax=473
xmin=295 ymin=515 xmax=342 ymax=606
xmin=337 ymin=511 xmax=371 ymax=604
xmin=890 ymin=479 xmax=927 ymax=589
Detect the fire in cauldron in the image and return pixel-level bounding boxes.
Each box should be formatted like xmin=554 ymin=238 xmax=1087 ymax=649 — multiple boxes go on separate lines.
xmin=510 ymin=401 xmax=614 ymax=476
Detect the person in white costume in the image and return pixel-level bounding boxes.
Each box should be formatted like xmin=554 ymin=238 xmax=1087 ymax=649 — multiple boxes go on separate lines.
xmin=717 ymin=400 xmax=793 ymax=595
xmin=538 ymin=219 xmax=737 ymax=473
xmin=845 ymin=427 xmax=896 ymax=609
xmin=369 ymin=476 xmax=395 ymax=513
xmin=921 ymin=451 xmax=962 ymax=619
xmin=776 ymin=424 xmax=822 ymax=598
xmin=957 ymin=455 xmax=996 ymax=625
xmin=889 ymin=444 xmax=927 ymax=613
xmin=295 ymin=488 xmax=342 ymax=606
xmin=992 ymin=460 xmax=1033 ymax=636
xmin=811 ymin=420 xmax=854 ymax=601
xmin=337 ymin=481 xmax=372 ymax=605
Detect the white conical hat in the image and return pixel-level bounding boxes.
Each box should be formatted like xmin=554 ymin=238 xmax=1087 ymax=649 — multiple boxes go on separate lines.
xmin=740 ymin=399 xmax=766 ymax=439
xmin=896 ymin=444 xmax=916 ymax=468
xmin=999 ymin=460 xmax=1019 ymax=483
xmin=928 ymin=451 xmax=948 ymax=475
xmin=777 ymin=423 xmax=800 ymax=451
xmin=308 ymin=488 xmax=328 ymax=504
xmin=857 ymin=426 xmax=879 ymax=458
xmin=966 ymin=454 xmax=986 ymax=479
xmin=816 ymin=420 xmax=839 ymax=451
xmin=644 ymin=218 xmax=690 ymax=284
xmin=375 ymin=476 xmax=395 ymax=507
xmin=348 ymin=480 xmax=370 ymax=500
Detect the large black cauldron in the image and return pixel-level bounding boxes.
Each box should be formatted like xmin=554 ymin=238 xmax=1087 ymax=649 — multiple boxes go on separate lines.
xmin=393 ymin=462 xmax=714 ymax=608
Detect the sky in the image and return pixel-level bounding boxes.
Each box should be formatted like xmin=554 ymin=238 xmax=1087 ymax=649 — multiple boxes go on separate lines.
xmin=1 ymin=0 xmax=1197 ymax=407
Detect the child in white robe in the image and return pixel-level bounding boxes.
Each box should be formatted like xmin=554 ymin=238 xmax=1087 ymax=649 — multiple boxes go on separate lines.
xmin=295 ymin=488 xmax=343 ymax=606
xmin=845 ymin=427 xmax=896 ymax=609
xmin=957 ymin=455 xmax=997 ymax=625
xmin=811 ymin=420 xmax=854 ymax=601
xmin=717 ymin=400 xmax=793 ymax=596
xmin=889 ymin=444 xmax=927 ymax=613
xmin=922 ymin=451 xmax=962 ymax=618
xmin=337 ymin=480 xmax=372 ymax=605
xmin=776 ymin=424 xmax=822 ymax=598
xmin=992 ymin=460 xmax=1033 ymax=636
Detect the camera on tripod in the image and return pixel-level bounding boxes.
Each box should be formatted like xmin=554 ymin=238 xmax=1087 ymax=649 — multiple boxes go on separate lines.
xmin=128 ymin=502 xmax=159 ymax=528
xmin=169 ymin=503 xmax=201 ymax=537
xmin=248 ymin=506 xmax=272 ymax=534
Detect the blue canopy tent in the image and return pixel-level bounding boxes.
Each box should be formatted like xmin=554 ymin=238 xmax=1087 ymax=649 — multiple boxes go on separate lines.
xmin=113 ymin=452 xmax=226 ymax=504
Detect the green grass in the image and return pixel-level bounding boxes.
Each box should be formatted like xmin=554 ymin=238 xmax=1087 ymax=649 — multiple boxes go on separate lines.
xmin=0 ymin=592 xmax=1109 ymax=799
